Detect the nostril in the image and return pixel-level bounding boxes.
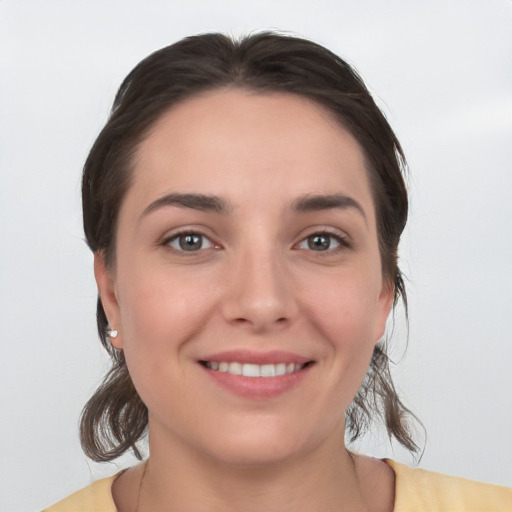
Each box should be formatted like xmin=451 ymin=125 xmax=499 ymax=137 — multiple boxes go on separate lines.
xmin=231 ymin=316 xmax=288 ymax=328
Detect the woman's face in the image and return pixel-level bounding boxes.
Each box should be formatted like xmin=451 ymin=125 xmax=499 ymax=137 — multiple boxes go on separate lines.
xmin=96 ymin=89 xmax=393 ymax=466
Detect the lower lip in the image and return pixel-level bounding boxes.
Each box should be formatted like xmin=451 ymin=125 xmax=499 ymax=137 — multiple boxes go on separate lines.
xmin=201 ymin=364 xmax=312 ymax=399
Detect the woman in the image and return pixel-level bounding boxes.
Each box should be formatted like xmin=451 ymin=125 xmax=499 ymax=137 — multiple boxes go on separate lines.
xmin=44 ymin=32 xmax=511 ymax=511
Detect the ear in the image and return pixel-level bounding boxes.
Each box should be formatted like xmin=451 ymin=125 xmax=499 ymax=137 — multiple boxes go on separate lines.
xmin=374 ymin=280 xmax=395 ymax=343
xmin=94 ymin=252 xmax=123 ymax=349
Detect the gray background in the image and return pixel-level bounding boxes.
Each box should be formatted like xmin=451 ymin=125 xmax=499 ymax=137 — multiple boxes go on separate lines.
xmin=1 ymin=1 xmax=511 ymax=510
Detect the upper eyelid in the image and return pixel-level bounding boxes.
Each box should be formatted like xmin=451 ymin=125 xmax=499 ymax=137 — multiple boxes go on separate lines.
xmin=293 ymin=227 xmax=353 ymax=253
xmin=295 ymin=226 xmax=351 ymax=242
xmin=160 ymin=226 xmax=217 ymax=243
xmin=296 ymin=232 xmax=348 ymax=247
xmin=158 ymin=226 xmax=351 ymax=247
xmin=162 ymin=231 xmax=219 ymax=254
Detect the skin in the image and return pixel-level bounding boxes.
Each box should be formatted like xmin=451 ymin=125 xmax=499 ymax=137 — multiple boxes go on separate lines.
xmin=95 ymin=89 xmax=395 ymax=511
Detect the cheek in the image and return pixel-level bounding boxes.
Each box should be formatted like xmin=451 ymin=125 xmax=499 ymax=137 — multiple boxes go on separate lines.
xmin=113 ymin=264 xmax=222 ymax=419
xmin=304 ymin=270 xmax=383 ymax=341
xmin=115 ymin=263 xmax=218 ymax=364
xmin=301 ymin=272 xmax=383 ymax=391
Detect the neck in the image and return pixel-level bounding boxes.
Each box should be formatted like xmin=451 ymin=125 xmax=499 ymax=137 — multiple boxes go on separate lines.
xmin=130 ymin=425 xmax=377 ymax=512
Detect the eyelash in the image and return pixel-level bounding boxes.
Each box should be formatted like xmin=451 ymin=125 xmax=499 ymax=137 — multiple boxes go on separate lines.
xmin=162 ymin=230 xmax=218 ymax=253
xmin=295 ymin=230 xmax=351 ymax=253
xmin=162 ymin=229 xmax=351 ymax=255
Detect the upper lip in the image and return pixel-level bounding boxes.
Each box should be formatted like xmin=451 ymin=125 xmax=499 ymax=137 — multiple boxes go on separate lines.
xmin=199 ymin=350 xmax=312 ymax=365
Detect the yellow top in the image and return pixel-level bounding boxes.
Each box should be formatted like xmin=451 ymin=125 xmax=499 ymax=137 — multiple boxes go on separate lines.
xmin=43 ymin=459 xmax=512 ymax=511
xmin=385 ymin=460 xmax=512 ymax=511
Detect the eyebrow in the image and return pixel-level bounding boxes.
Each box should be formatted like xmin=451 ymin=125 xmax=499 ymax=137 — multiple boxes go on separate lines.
xmin=140 ymin=191 xmax=366 ymax=222
xmin=141 ymin=193 xmax=230 ymax=218
xmin=291 ymin=194 xmax=367 ymax=221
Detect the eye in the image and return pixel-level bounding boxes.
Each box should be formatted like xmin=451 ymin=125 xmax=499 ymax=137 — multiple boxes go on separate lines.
xmin=297 ymin=232 xmax=344 ymax=252
xmin=166 ymin=232 xmax=215 ymax=252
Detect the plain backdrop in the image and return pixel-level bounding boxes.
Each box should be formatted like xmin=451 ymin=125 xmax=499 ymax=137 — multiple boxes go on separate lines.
xmin=1 ymin=1 xmax=511 ymax=510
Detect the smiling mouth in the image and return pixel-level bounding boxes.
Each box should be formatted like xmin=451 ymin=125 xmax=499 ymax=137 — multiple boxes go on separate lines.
xmin=200 ymin=361 xmax=312 ymax=378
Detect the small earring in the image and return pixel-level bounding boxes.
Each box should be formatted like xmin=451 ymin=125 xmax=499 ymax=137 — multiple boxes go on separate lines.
xmin=107 ymin=329 xmax=119 ymax=339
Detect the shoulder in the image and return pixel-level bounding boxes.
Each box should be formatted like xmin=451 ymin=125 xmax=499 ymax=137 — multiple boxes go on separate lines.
xmin=42 ymin=472 xmax=121 ymax=512
xmin=385 ymin=459 xmax=512 ymax=512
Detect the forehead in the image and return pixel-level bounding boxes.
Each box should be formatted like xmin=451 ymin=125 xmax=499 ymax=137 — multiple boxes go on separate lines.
xmin=129 ymin=89 xmax=374 ymax=216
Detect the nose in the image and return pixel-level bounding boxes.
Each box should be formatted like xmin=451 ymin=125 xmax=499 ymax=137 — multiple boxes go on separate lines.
xmin=221 ymin=246 xmax=298 ymax=333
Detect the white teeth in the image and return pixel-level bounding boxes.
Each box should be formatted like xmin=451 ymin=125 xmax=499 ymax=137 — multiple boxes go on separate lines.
xmin=205 ymin=361 xmax=305 ymax=377
xmin=242 ymin=363 xmax=260 ymax=377
xmin=260 ymin=364 xmax=275 ymax=377
xmin=229 ymin=362 xmax=243 ymax=375
xmin=275 ymin=363 xmax=287 ymax=376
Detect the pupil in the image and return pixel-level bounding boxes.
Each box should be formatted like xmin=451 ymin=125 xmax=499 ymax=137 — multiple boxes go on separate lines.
xmin=180 ymin=234 xmax=202 ymax=251
xmin=309 ymin=235 xmax=330 ymax=251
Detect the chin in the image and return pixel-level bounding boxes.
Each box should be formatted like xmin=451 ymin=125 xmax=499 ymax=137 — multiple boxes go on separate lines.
xmin=200 ymin=418 xmax=320 ymax=469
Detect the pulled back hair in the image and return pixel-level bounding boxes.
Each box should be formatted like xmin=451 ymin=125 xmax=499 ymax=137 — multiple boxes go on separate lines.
xmin=80 ymin=31 xmax=418 ymax=462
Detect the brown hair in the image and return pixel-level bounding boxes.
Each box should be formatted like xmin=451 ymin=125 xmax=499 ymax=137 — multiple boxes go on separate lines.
xmin=80 ymin=31 xmax=419 ymax=462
